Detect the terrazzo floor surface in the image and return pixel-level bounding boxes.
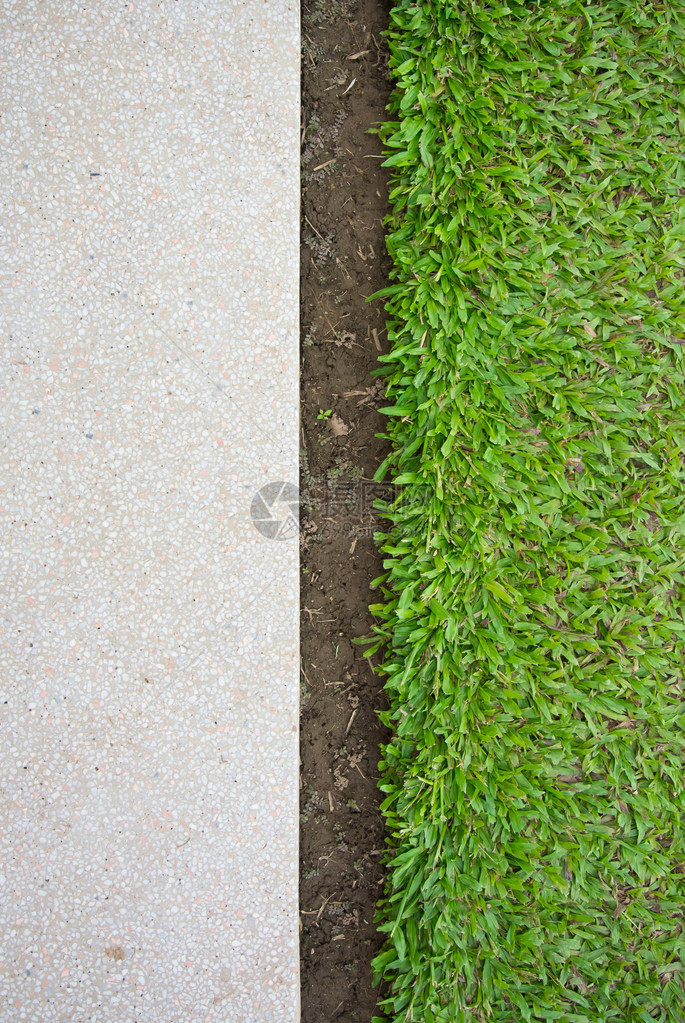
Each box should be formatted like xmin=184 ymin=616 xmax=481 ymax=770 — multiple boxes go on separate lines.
xmin=0 ymin=2 xmax=300 ymax=1020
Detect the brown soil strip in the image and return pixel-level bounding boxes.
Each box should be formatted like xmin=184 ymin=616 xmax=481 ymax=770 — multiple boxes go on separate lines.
xmin=299 ymin=0 xmax=392 ymax=1019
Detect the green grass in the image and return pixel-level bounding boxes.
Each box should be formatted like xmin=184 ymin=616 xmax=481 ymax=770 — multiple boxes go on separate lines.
xmin=368 ymin=2 xmax=685 ymax=1020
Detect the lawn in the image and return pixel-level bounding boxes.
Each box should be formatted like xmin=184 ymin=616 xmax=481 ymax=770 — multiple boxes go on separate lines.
xmin=368 ymin=2 xmax=685 ymax=1019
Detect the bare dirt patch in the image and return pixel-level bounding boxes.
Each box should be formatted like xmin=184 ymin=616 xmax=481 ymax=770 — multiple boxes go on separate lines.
xmin=299 ymin=0 xmax=392 ymax=1019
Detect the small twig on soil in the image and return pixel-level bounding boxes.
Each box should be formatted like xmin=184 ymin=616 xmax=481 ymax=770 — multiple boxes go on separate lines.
xmin=372 ymin=34 xmax=383 ymax=67
xmin=345 ymin=708 xmax=357 ymax=736
xmin=316 ymin=892 xmax=336 ymax=922
xmin=301 ymin=665 xmax=313 ymax=688
xmin=312 ymin=292 xmax=348 ymax=345
xmin=301 ymin=893 xmax=341 ymax=919
xmin=347 ymin=50 xmax=370 ymax=59
xmin=304 ymin=215 xmax=346 ymax=273
xmin=304 ymin=215 xmax=331 ymax=247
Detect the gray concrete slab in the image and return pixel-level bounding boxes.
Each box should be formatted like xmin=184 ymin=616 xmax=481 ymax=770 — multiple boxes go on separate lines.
xmin=0 ymin=2 xmax=300 ymax=1020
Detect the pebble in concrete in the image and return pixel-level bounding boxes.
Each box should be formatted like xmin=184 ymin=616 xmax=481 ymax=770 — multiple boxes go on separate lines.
xmin=0 ymin=1 xmax=300 ymax=1020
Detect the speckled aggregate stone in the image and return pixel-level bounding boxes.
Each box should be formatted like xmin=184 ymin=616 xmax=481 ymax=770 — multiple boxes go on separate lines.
xmin=0 ymin=1 xmax=299 ymax=1019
